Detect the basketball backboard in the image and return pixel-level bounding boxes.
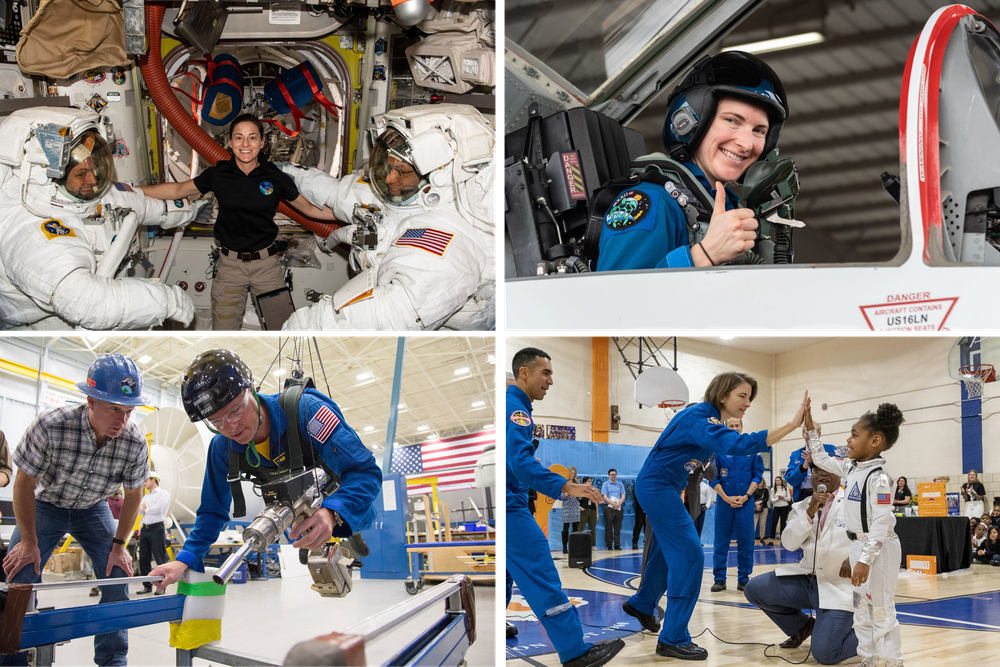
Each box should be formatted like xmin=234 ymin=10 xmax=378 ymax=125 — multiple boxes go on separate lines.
xmin=947 ymin=337 xmax=1000 ymax=381
xmin=634 ymin=365 xmax=689 ymax=408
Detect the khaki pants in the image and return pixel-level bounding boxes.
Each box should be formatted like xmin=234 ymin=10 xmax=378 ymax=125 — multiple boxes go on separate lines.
xmin=211 ymin=252 xmax=286 ymax=330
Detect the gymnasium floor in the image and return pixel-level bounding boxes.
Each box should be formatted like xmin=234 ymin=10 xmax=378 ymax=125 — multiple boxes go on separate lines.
xmin=505 ymin=544 xmax=1000 ymax=666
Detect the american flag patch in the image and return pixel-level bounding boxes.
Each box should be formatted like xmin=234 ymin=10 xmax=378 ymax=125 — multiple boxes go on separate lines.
xmin=113 ymin=182 xmax=134 ymax=192
xmin=877 ymin=493 xmax=891 ymax=505
xmin=307 ymin=405 xmax=340 ymax=442
xmin=394 ymin=228 xmax=454 ymax=256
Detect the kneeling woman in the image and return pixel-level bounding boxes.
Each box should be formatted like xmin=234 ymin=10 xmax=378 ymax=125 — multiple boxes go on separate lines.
xmin=621 ymin=372 xmax=807 ymax=660
xmin=140 ymin=114 xmax=335 ymax=330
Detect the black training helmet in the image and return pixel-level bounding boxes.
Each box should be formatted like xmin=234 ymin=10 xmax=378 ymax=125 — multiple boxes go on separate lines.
xmin=662 ymin=51 xmax=788 ymax=163
xmin=181 ymin=349 xmax=253 ymax=422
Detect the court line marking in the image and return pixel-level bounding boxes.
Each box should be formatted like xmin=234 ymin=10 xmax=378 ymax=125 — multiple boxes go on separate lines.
xmin=896 ymin=612 xmax=1000 ymax=630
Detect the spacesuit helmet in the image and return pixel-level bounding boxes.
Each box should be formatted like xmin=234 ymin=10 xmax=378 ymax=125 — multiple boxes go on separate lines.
xmin=54 ymin=129 xmax=114 ymax=203
xmin=180 ymin=349 xmax=254 ymax=422
xmin=662 ymin=51 xmax=788 ymax=163
xmin=369 ymin=126 xmax=429 ymax=206
xmin=368 ymin=103 xmax=494 ymax=209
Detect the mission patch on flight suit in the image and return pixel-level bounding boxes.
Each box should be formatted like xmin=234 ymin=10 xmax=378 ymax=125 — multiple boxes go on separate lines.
xmin=41 ymin=220 xmax=75 ymax=240
xmin=605 ymin=189 xmax=651 ymax=230
xmin=510 ymin=410 xmax=531 ymax=427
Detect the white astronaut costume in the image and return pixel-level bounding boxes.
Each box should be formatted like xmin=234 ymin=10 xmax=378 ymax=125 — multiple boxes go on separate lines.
xmin=0 ymin=108 xmax=205 ymax=330
xmin=279 ymin=103 xmax=494 ymax=331
xmin=807 ymin=430 xmax=903 ymax=667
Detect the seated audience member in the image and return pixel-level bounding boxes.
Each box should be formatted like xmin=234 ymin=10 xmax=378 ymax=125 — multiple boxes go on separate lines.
xmin=743 ymin=464 xmax=858 ymax=665
xmin=970 ymin=516 xmax=980 ymax=537
xmin=987 ymin=526 xmax=1000 ymax=566
xmin=991 ymin=497 xmax=1000 ymax=520
xmin=892 ymin=476 xmax=911 ymax=512
xmin=981 ymin=514 xmax=993 ymax=530
xmin=976 ymin=525 xmax=1000 ymax=565
xmin=972 ymin=522 xmax=988 ymax=552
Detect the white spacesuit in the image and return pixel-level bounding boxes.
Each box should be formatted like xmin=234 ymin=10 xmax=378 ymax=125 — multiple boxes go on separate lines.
xmin=279 ymin=103 xmax=495 ymax=331
xmin=0 ymin=108 xmax=206 ymax=330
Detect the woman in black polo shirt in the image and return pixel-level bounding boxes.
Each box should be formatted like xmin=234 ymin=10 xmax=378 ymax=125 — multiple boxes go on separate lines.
xmin=140 ymin=114 xmax=335 ymax=330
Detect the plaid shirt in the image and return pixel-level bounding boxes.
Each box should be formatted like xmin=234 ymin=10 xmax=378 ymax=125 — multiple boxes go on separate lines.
xmin=12 ymin=404 xmax=149 ymax=509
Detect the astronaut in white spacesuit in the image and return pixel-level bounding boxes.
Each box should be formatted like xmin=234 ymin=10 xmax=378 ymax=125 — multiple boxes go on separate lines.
xmin=0 ymin=108 xmax=207 ymax=330
xmin=279 ymin=103 xmax=495 ymax=331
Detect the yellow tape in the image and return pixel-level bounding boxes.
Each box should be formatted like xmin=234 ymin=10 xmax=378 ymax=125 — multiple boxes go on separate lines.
xmin=168 ymin=619 xmax=222 ymax=650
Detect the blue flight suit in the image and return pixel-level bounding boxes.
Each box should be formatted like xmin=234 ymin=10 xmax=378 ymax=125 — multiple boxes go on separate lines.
xmin=625 ymin=401 xmax=770 ymax=647
xmin=506 ymin=385 xmax=592 ymax=663
xmin=784 ymin=443 xmax=841 ymax=501
xmin=711 ymin=452 xmax=764 ymax=584
xmin=596 ymin=162 xmax=740 ymax=271
xmin=176 ymin=389 xmax=382 ymax=571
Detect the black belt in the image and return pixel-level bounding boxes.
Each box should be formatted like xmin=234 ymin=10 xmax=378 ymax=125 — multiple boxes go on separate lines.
xmin=220 ymin=244 xmax=278 ymax=262
xmin=846 ymin=530 xmax=867 ymax=541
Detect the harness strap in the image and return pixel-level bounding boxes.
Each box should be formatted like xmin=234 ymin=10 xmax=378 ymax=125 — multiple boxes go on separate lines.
xmin=228 ymin=448 xmax=247 ymax=518
xmin=859 ymin=466 xmax=883 ymax=533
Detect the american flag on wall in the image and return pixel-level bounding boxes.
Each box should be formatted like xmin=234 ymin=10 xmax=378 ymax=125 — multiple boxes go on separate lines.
xmin=390 ymin=430 xmax=495 ymax=495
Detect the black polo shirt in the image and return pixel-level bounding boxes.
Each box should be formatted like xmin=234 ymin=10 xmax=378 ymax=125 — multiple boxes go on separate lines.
xmin=193 ymin=159 xmax=299 ymax=252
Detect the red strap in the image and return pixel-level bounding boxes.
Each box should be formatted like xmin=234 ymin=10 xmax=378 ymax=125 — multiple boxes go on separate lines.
xmin=261 ymin=117 xmax=299 ymax=137
xmin=298 ymin=64 xmax=341 ymax=118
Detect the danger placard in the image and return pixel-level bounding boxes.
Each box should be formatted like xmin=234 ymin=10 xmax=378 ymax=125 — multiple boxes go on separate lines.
xmin=860 ymin=294 xmax=958 ymax=331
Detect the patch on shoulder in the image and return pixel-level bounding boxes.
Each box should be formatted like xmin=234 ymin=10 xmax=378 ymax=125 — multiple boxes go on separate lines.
xmin=113 ymin=182 xmax=134 ymax=192
xmin=394 ymin=228 xmax=454 ymax=256
xmin=605 ymin=189 xmax=651 ymax=230
xmin=707 ymin=417 xmax=723 ymax=425
xmin=41 ymin=219 xmax=75 ymax=240
xmin=510 ymin=410 xmax=531 ymax=427
xmin=307 ymin=405 xmax=341 ymax=442
xmin=356 ymin=174 xmax=371 ymax=184
xmin=877 ymin=493 xmax=891 ymax=505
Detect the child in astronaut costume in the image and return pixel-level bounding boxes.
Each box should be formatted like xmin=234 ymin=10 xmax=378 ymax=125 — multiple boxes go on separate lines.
xmin=806 ymin=401 xmax=904 ymax=667
xmin=0 ymin=107 xmax=207 ymax=330
xmin=278 ymin=103 xmax=494 ymax=331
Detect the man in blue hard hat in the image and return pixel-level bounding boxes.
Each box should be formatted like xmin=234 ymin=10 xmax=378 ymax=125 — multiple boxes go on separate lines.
xmin=2 ymin=353 xmax=150 ymax=666
xmin=149 ymin=348 xmax=381 ymax=591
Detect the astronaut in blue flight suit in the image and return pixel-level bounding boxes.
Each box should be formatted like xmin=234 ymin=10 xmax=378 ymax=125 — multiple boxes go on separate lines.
xmin=619 ymin=372 xmax=808 ymax=661
xmin=711 ymin=442 xmax=765 ymax=592
xmin=507 ymin=347 xmax=625 ymax=667
xmin=597 ymin=51 xmax=789 ymax=272
xmin=148 ymin=349 xmax=381 ymax=590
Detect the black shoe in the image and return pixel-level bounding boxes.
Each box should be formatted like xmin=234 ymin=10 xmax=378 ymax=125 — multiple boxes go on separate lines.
xmin=737 ymin=580 xmax=747 ymax=592
xmin=136 ymin=587 xmax=153 ymax=595
xmin=779 ymin=616 xmax=814 ymax=649
xmin=655 ymin=641 xmax=708 ymax=661
xmin=506 ymin=622 xmax=518 ymax=639
xmin=632 ymin=544 xmax=639 ymax=550
xmin=154 ymin=588 xmax=165 ymax=596
xmin=563 ymin=638 xmax=625 ymax=667
xmin=710 ymin=581 xmax=726 ymax=592
xmin=622 ymin=600 xmax=660 ymax=632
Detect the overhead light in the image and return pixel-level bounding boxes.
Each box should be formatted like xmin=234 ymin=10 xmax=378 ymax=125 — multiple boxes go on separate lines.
xmin=722 ymin=31 xmax=824 ymax=55
xmin=364 ymin=426 xmax=375 ymax=433
xmin=272 ymin=368 xmax=287 ymax=377
xmin=454 ymin=367 xmax=470 ymax=376
xmin=137 ymin=355 xmax=152 ymax=364
xmin=428 ymin=433 xmax=439 ymax=440
xmin=398 ymin=402 xmax=406 ymax=410
xmin=484 ymin=423 xmax=494 ymax=430
xmin=357 ymin=371 xmax=372 ymax=381
xmin=720 ymin=335 xmax=735 ymax=341
xmin=393 ymin=441 xmax=398 ymax=447
xmin=472 ymin=400 xmax=485 ymax=408
xmin=417 ymin=425 xmax=429 ymax=432
xmin=84 ymin=336 xmax=105 ymax=346
xmin=487 ymin=353 xmax=496 ymax=365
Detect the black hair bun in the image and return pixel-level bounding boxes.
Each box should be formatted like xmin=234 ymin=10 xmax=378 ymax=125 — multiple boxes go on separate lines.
xmin=874 ymin=403 xmax=904 ymax=431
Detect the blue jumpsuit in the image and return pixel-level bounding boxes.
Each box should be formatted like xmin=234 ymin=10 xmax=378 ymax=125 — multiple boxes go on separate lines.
xmin=784 ymin=443 xmax=840 ymax=501
xmin=596 ymin=162 xmax=740 ymax=271
xmin=506 ymin=385 xmax=592 ymax=663
xmin=711 ymin=452 xmax=763 ymax=584
xmin=625 ymin=401 xmax=770 ymax=647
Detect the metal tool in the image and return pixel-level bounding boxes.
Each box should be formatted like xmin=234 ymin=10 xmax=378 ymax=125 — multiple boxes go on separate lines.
xmin=214 ymin=467 xmax=329 ymax=586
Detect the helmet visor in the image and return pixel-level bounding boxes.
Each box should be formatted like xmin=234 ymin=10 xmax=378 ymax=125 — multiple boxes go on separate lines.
xmin=55 ymin=130 xmax=114 ymax=202
xmin=369 ymin=127 xmax=427 ymax=205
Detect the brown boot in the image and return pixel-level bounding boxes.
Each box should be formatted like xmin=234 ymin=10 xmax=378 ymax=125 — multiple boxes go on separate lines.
xmin=779 ymin=616 xmax=814 ymax=649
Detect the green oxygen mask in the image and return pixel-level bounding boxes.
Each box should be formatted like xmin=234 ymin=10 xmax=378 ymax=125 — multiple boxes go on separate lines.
xmin=739 ymin=150 xmax=800 ymax=264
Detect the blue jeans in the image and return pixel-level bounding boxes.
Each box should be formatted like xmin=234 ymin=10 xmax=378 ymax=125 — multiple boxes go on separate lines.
xmin=5 ymin=500 xmax=128 ymax=666
xmin=743 ymin=571 xmax=858 ymax=665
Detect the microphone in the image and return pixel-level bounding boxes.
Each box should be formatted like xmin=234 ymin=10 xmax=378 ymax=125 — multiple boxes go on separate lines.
xmin=815 ymin=483 xmax=827 ymax=522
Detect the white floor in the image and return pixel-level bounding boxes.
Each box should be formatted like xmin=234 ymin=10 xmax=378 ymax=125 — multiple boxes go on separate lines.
xmin=29 ymin=574 xmax=495 ymax=666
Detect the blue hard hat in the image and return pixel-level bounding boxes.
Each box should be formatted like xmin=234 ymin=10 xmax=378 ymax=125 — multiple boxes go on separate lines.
xmin=75 ymin=353 xmax=149 ymax=406
xmin=180 ymin=349 xmax=253 ymax=422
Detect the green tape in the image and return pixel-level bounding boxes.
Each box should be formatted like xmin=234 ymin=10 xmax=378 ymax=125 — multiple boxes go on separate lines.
xmin=177 ymin=580 xmax=227 ymax=597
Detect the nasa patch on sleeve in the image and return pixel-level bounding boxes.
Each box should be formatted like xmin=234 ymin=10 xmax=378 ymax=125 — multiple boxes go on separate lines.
xmin=605 ymin=189 xmax=651 ymax=230
xmin=510 ymin=410 xmax=531 ymax=427
xmin=41 ymin=219 xmax=76 ymax=240
xmin=707 ymin=417 xmax=723 ymax=425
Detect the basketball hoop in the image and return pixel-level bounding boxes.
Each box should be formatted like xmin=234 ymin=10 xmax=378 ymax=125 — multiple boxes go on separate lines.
xmin=657 ymin=400 xmax=687 ymax=410
xmin=960 ymin=364 xmax=995 ymax=398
